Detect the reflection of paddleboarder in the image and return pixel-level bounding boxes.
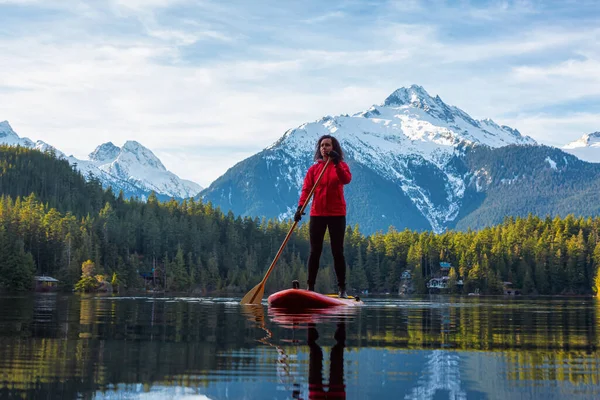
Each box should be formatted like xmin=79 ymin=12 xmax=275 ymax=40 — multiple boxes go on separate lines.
xmin=243 ymin=305 xmax=349 ymax=399
xmin=307 ymin=322 xmax=346 ymax=399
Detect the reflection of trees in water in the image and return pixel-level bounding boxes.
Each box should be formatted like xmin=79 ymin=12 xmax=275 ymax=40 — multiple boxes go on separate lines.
xmin=503 ymin=350 xmax=600 ymax=386
xmin=363 ymin=298 xmax=598 ymax=352
xmin=2 ymin=296 xmax=270 ymax=398
xmin=1 ymin=296 xmax=600 ymax=398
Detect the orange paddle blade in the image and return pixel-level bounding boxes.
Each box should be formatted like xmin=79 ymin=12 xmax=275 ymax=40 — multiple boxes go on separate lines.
xmin=240 ymin=281 xmax=265 ymax=305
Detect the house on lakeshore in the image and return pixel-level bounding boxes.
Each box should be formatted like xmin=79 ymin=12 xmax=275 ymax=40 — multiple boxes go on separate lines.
xmin=140 ymin=268 xmax=165 ymax=292
xmin=399 ymin=270 xmax=414 ymax=295
xmin=503 ymin=282 xmax=520 ymax=295
xmin=426 ymin=262 xmax=463 ymax=292
xmin=427 ymin=276 xmax=449 ymax=289
xmin=34 ymin=276 xmax=59 ymax=292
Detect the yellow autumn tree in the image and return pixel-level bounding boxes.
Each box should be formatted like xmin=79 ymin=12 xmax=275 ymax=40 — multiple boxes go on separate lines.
xmin=74 ymin=260 xmax=98 ymax=292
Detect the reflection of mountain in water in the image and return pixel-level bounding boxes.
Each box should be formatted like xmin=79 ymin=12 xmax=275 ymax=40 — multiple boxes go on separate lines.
xmin=405 ymin=350 xmax=466 ymax=400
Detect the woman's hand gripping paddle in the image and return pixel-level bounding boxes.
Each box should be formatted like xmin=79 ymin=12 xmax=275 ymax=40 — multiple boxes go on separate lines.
xmin=241 ymin=158 xmax=332 ymax=305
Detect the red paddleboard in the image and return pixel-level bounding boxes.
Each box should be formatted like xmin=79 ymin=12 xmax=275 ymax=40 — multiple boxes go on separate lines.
xmin=267 ymin=288 xmax=363 ymax=310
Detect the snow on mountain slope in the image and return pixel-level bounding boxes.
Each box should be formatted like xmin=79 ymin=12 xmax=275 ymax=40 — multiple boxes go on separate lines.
xmin=86 ymin=141 xmax=202 ymax=198
xmin=1 ymin=120 xmax=35 ymax=148
xmin=265 ymin=85 xmax=536 ymax=232
xmin=89 ymin=142 xmax=120 ymax=163
xmin=0 ymin=120 xmax=202 ymax=199
xmin=0 ymin=121 xmax=64 ymax=156
xmin=562 ymin=132 xmax=600 ymax=163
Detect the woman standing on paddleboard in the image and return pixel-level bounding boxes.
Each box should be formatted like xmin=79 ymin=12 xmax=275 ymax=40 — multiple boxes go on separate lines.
xmin=295 ymin=135 xmax=352 ymax=298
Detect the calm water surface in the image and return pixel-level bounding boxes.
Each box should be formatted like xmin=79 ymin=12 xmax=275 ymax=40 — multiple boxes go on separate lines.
xmin=1 ymin=293 xmax=600 ymax=399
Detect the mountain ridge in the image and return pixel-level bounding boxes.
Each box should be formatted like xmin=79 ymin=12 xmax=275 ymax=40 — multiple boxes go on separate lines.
xmin=200 ymin=85 xmax=599 ymax=234
xmin=0 ymin=120 xmax=202 ymax=199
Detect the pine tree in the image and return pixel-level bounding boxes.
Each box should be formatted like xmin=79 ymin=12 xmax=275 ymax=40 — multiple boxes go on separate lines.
xmin=593 ymin=243 xmax=600 ymax=296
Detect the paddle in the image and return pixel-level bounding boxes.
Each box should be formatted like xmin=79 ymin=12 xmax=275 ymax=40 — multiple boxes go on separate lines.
xmin=240 ymin=158 xmax=332 ymax=305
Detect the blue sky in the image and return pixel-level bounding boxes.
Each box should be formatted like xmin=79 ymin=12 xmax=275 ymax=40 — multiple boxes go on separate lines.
xmin=1 ymin=0 xmax=599 ymax=186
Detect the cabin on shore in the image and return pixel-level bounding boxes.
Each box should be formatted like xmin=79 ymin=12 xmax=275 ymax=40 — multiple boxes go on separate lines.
xmin=503 ymin=282 xmax=521 ymax=295
xmin=34 ymin=276 xmax=59 ymax=292
xmin=427 ymin=276 xmax=450 ymax=289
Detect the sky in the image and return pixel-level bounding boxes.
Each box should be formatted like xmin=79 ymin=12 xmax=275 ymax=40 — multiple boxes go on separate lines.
xmin=1 ymin=0 xmax=599 ymax=187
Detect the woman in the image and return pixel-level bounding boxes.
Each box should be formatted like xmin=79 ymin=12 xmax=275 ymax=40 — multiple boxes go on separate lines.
xmin=295 ymin=135 xmax=352 ymax=298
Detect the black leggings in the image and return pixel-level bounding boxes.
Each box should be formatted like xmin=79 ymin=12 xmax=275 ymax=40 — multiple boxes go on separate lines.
xmin=307 ymin=216 xmax=346 ymax=290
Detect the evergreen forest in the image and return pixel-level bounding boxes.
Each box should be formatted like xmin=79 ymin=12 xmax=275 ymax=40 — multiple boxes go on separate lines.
xmin=2 ymin=144 xmax=600 ymax=295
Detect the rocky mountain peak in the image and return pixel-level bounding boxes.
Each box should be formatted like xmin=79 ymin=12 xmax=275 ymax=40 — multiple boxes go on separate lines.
xmin=89 ymin=142 xmax=120 ymax=162
xmin=564 ymin=132 xmax=600 ymax=149
xmin=383 ymin=84 xmax=434 ymax=107
xmin=0 ymin=120 xmax=16 ymax=138
xmin=121 ymin=140 xmax=166 ymax=171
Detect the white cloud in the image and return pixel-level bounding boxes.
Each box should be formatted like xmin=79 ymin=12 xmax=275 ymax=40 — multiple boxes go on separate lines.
xmin=0 ymin=0 xmax=44 ymax=3
xmin=502 ymin=112 xmax=600 ymax=147
xmin=108 ymin=0 xmax=184 ymax=12
xmin=303 ymin=11 xmax=346 ymax=24
xmin=466 ymin=0 xmax=538 ymax=20
xmin=0 ymin=34 xmax=379 ymax=185
xmin=387 ymin=0 xmax=426 ymax=12
xmin=513 ymin=58 xmax=600 ymax=84
xmin=433 ymin=28 xmax=596 ymax=64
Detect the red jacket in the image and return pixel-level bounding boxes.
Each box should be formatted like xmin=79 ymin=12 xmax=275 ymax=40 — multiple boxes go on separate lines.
xmin=299 ymin=160 xmax=352 ymax=216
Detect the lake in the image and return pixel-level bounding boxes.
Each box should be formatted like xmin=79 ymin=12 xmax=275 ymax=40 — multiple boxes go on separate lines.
xmin=1 ymin=293 xmax=600 ymax=399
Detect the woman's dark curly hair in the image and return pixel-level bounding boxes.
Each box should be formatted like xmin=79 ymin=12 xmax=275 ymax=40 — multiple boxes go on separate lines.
xmin=313 ymin=135 xmax=344 ymax=162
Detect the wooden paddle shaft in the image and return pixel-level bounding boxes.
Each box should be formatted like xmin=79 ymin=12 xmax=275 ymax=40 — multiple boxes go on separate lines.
xmin=295 ymin=158 xmax=331 ymax=219
xmin=247 ymin=158 xmax=331 ymax=303
xmin=261 ymin=158 xmax=330 ymax=283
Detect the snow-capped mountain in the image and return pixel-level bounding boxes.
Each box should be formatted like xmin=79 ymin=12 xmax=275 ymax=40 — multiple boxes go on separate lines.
xmin=0 ymin=120 xmax=62 ymax=154
xmin=200 ymin=85 xmax=540 ymax=233
xmin=0 ymin=120 xmax=202 ymax=199
xmin=73 ymin=141 xmax=202 ymax=199
xmin=562 ymin=132 xmax=600 ymax=163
